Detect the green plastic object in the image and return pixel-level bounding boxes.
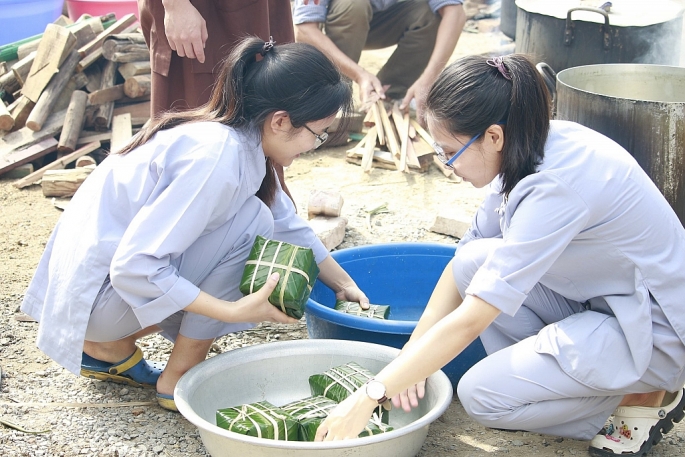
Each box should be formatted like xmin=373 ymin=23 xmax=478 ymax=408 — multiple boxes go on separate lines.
xmin=335 ymin=300 xmax=390 ymax=319
xmin=239 ymin=235 xmax=319 ymax=319
xmin=216 ymin=401 xmax=298 ymax=441
xmin=280 ymin=395 xmax=393 ymax=441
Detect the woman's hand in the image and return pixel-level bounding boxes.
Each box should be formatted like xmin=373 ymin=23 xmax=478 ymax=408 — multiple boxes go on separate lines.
xmin=315 ymin=388 xmax=378 ymax=441
xmin=334 ymin=283 xmax=370 ymax=310
xmin=392 ymin=380 xmax=425 ymax=412
xmin=162 ymin=0 xmax=208 ymax=63
xmin=230 ymin=273 xmax=299 ymax=324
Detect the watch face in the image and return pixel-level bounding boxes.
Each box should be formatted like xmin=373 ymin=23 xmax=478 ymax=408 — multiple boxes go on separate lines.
xmin=367 ymin=380 xmax=386 ymax=400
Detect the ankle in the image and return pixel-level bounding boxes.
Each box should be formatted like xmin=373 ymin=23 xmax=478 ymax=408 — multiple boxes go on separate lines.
xmin=619 ymin=391 xmax=666 ymax=408
xmin=83 ymin=340 xmax=137 ymax=363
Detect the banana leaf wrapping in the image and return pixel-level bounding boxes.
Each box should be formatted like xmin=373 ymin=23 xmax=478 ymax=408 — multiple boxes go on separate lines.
xmin=239 ymin=235 xmax=320 ymax=319
xmin=308 ymin=362 xmax=389 ymax=423
xmin=335 ymin=300 xmax=390 ymax=319
xmin=216 ymin=401 xmax=298 ymax=441
xmin=281 ymin=396 xmax=394 ymax=441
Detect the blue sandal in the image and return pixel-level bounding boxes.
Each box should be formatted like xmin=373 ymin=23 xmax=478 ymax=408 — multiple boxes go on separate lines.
xmin=81 ymin=346 xmax=165 ymax=388
xmin=156 ymin=392 xmax=178 ymax=412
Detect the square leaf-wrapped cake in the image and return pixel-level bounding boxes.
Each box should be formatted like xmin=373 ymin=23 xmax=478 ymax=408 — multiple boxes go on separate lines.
xmin=335 ymin=300 xmax=390 ymax=319
xmin=309 ymin=362 xmax=389 ymax=423
xmin=281 ymin=395 xmax=394 ymax=441
xmin=239 ymin=235 xmax=320 ymax=319
xmin=216 ymin=401 xmax=298 ymax=441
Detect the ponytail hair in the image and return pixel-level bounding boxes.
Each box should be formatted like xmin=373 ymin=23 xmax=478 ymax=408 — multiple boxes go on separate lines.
xmin=425 ymin=54 xmax=550 ymax=196
xmin=118 ymin=36 xmax=353 ymax=206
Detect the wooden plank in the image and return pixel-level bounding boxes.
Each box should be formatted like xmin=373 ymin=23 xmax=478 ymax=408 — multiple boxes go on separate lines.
xmin=13 ymin=141 xmax=100 ymax=189
xmin=0 ymin=101 xmax=14 ymax=131
xmin=410 ymin=119 xmax=435 ymax=147
xmin=78 ymin=14 xmax=137 ymax=58
xmin=0 ymin=109 xmax=66 ymax=156
xmin=399 ymin=111 xmax=410 ymax=172
xmin=77 ymin=48 xmax=103 ymax=73
xmin=26 ymin=50 xmax=81 ymax=132
xmin=371 ymin=102 xmax=384 ymax=146
xmin=377 ymin=102 xmax=401 ymax=168
xmin=405 ymin=135 xmax=421 ymax=169
xmin=0 ymin=137 xmax=58 ymax=176
xmin=58 ymin=90 xmax=88 ymax=154
xmin=110 ymin=113 xmax=132 ymax=153
xmin=42 ymin=167 xmax=94 ymax=197
xmin=118 ymin=61 xmax=151 ymax=80
xmin=113 ymin=101 xmax=150 ymax=126
xmin=88 ymin=84 xmax=125 ymax=105
xmin=22 ymin=25 xmax=77 ymax=102
xmin=93 ymin=60 xmax=118 ymax=130
xmin=76 ymin=131 xmax=111 ymax=146
xmin=361 ymin=126 xmax=376 ymax=172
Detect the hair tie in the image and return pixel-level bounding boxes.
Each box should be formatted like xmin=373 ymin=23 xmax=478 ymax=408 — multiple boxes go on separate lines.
xmin=486 ymin=56 xmax=512 ymax=81
xmin=260 ymin=36 xmax=275 ymax=56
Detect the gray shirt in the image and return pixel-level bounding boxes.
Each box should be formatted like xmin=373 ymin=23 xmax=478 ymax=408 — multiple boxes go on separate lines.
xmin=292 ymin=0 xmax=463 ymax=24
xmin=459 ymin=120 xmax=685 ymax=391
xmin=21 ymin=122 xmax=328 ymax=375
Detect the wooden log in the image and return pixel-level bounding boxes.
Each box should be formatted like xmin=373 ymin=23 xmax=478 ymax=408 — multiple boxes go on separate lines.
xmin=0 ymin=137 xmax=58 ymax=177
xmin=0 ymin=101 xmax=14 ymax=131
xmin=8 ymin=96 xmax=35 ymax=131
xmin=102 ymin=36 xmax=150 ymax=63
xmin=0 ymin=109 xmax=66 ymax=157
xmin=110 ymin=113 xmax=132 ymax=153
xmin=88 ymin=84 xmax=125 ymax=105
xmin=26 ymin=50 xmax=81 ymax=132
xmin=75 ymin=155 xmax=97 ymax=168
xmin=118 ymin=61 xmax=151 ymax=80
xmin=123 ymin=75 xmax=151 ymax=99
xmin=308 ymin=190 xmax=344 ymax=219
xmin=93 ymin=60 xmax=118 ymax=130
xmin=112 ymin=101 xmax=150 ymax=126
xmin=42 ymin=167 xmax=94 ymax=197
xmin=53 ymin=71 xmax=89 ymax=113
xmin=13 ymin=141 xmax=100 ymax=188
xmin=58 ymin=90 xmax=88 ymax=154
xmin=22 ymin=25 xmax=77 ymax=102
xmin=78 ymin=14 xmax=137 ymax=58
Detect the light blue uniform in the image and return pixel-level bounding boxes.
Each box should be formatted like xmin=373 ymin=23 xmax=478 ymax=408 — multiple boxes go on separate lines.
xmin=455 ymin=120 xmax=685 ymax=439
xmin=21 ymin=122 xmax=328 ymax=375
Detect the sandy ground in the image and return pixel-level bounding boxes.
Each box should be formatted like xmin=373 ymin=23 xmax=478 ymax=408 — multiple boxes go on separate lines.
xmin=2 ymin=5 xmax=685 ymax=457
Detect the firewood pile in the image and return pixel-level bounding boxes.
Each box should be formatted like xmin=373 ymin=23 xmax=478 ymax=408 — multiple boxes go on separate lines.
xmin=0 ymin=13 xmax=151 ymax=197
xmin=346 ymin=100 xmax=461 ymax=182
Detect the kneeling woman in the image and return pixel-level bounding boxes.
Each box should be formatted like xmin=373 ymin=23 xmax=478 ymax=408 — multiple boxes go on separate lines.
xmin=21 ymin=37 xmax=368 ymax=411
xmin=316 ymin=55 xmax=685 ymax=457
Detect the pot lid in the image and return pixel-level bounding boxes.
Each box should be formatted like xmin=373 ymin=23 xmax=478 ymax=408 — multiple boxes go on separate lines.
xmin=515 ymin=0 xmax=684 ymax=27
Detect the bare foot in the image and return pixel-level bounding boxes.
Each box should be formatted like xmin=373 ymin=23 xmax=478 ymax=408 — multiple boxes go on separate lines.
xmin=619 ymin=391 xmax=666 ymax=408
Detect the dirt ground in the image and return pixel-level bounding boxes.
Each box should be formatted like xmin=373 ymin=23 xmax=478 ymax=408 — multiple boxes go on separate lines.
xmin=2 ymin=7 xmax=685 ymax=457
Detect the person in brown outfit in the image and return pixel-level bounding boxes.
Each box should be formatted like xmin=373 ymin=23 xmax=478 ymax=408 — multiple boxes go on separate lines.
xmin=137 ymin=0 xmax=297 ymax=200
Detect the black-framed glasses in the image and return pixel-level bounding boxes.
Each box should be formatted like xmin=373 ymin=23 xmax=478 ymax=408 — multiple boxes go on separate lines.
xmin=434 ymin=132 xmax=482 ymax=170
xmin=304 ymin=125 xmax=329 ymax=149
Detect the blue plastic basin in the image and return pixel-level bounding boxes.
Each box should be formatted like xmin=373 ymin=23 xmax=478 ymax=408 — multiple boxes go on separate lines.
xmin=306 ymin=242 xmax=487 ymax=386
xmin=0 ymin=0 xmax=64 ymax=46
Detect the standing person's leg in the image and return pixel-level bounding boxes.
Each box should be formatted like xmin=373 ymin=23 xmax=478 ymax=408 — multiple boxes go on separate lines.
xmin=324 ymin=0 xmax=373 ymax=63
xmin=365 ymin=0 xmax=440 ymax=100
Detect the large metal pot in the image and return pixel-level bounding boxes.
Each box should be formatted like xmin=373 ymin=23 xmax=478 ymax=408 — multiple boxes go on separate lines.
xmin=515 ymin=0 xmax=684 ymax=72
xmin=500 ymin=0 xmax=518 ymax=39
xmin=556 ymin=64 xmax=685 ymax=226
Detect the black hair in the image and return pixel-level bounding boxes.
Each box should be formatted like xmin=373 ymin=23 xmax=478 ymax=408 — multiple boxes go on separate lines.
xmin=119 ymin=36 xmax=353 ymax=206
xmin=425 ymin=54 xmax=551 ymax=196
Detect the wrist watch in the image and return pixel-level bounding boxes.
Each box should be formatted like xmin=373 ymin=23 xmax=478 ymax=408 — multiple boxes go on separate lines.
xmin=365 ymin=378 xmax=388 ymax=404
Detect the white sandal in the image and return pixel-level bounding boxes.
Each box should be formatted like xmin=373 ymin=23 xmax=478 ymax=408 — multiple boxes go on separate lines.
xmin=589 ymin=388 xmax=685 ymax=456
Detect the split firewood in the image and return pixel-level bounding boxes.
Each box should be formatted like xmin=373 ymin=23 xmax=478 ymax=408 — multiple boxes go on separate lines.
xmin=410 ymin=119 xmax=434 ymax=148
xmin=77 ymin=48 xmax=103 ymax=73
xmin=13 ymin=141 xmax=100 ymax=189
xmin=113 ymin=101 xmax=151 ymax=126
xmin=17 ymin=17 xmax=98 ymax=60
xmin=110 ymin=113 xmax=133 ymax=153
xmin=77 ymin=14 xmax=138 ymax=58
xmin=58 ymin=90 xmax=88 ymax=155
xmin=22 ymin=25 xmax=77 ymax=102
xmin=9 ymin=51 xmax=37 ymax=87
xmin=26 ymin=49 xmax=81 ymax=131
xmin=361 ymin=126 xmax=376 ymax=172
xmin=84 ymin=63 xmax=102 ymax=92
xmin=76 ymin=130 xmax=111 ymax=147
xmin=0 ymin=101 xmax=14 ymax=131
xmin=123 ymin=75 xmax=151 ymax=99
xmin=41 ymin=167 xmax=94 ymax=197
xmin=0 ymin=109 xmax=66 ymax=157
xmin=8 ymin=96 xmax=35 ymax=131
xmin=93 ymin=60 xmax=118 ymax=130
xmin=53 ymin=71 xmax=89 ymax=113
xmin=363 ymin=108 xmax=374 ymax=128
xmin=0 ymin=137 xmax=58 ymax=177
xmin=0 ymin=62 xmax=7 ymax=76
xmin=371 ymin=102 xmax=384 ymax=146
xmin=308 ymin=190 xmax=344 ymax=219
xmin=75 ymin=155 xmax=97 ymax=168
xmin=118 ymin=61 xmax=151 ymax=80
xmin=88 ymin=84 xmax=125 ymax=105
xmin=102 ymin=34 xmax=149 ymax=63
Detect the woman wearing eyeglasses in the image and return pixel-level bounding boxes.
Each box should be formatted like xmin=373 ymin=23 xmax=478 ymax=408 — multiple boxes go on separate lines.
xmin=21 ymin=37 xmax=368 ymax=412
xmin=316 ymin=54 xmax=685 ymax=457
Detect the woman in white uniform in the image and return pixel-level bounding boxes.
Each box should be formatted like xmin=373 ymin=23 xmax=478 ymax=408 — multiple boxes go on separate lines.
xmin=21 ymin=37 xmax=369 ymax=411
xmin=315 ymin=54 xmax=685 ymax=457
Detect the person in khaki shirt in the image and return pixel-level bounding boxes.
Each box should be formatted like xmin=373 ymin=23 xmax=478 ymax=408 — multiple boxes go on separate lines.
xmin=293 ymin=0 xmax=466 ymax=118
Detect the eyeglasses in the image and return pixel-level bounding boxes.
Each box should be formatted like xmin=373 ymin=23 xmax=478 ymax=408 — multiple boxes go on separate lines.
xmin=434 ymin=132 xmax=482 ymax=170
xmin=303 ymin=125 xmax=329 ymax=149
